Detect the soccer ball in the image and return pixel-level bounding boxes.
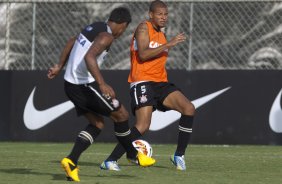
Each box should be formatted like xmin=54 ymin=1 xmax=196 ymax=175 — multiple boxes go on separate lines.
xmin=132 ymin=139 xmax=153 ymax=157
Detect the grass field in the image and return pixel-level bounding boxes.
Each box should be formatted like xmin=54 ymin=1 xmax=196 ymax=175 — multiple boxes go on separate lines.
xmin=0 ymin=142 xmax=281 ymax=184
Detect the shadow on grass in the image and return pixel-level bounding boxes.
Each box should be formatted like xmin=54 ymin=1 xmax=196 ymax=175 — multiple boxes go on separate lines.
xmin=121 ymin=163 xmax=168 ymax=169
xmin=0 ymin=168 xmax=66 ymax=181
xmin=0 ymin=168 xmax=136 ymax=181
xmin=0 ymin=161 xmax=136 ymax=181
xmin=51 ymin=160 xmax=168 ymax=169
xmin=0 ymin=160 xmax=167 ymax=181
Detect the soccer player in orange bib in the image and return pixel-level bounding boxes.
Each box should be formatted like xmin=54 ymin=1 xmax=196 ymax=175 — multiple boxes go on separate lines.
xmin=101 ymin=0 xmax=195 ymax=171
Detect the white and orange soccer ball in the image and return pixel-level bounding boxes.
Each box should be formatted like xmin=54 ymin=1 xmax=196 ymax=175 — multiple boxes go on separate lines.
xmin=132 ymin=139 xmax=153 ymax=157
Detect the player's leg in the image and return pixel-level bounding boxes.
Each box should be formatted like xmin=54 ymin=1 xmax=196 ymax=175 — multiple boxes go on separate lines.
xmin=61 ymin=113 xmax=104 ymax=181
xmin=67 ymin=113 xmax=104 ymax=164
xmin=62 ymin=81 xmax=107 ymax=181
xmin=135 ymin=106 xmax=154 ymax=133
xmin=163 ymin=90 xmax=195 ymax=170
xmin=109 ymin=104 xmax=155 ymax=167
xmin=100 ymin=126 xmax=142 ymax=170
xmin=101 ymin=106 xmax=153 ymax=170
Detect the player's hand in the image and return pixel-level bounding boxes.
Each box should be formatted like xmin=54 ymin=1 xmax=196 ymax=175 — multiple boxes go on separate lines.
xmin=167 ymin=33 xmax=186 ymax=48
xmin=99 ymin=83 xmax=116 ymax=99
xmin=47 ymin=64 xmax=61 ymax=79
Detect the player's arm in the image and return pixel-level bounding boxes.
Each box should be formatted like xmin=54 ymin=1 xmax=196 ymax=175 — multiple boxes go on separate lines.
xmin=47 ymin=36 xmax=76 ymax=79
xmin=136 ymin=23 xmax=186 ymax=62
xmin=85 ymin=32 xmax=116 ymax=98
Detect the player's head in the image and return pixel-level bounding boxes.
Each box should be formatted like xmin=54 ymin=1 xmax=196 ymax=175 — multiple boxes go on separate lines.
xmin=149 ymin=0 xmax=168 ymax=28
xmin=108 ymin=7 xmax=132 ymax=38
xmin=109 ymin=7 xmax=132 ymax=25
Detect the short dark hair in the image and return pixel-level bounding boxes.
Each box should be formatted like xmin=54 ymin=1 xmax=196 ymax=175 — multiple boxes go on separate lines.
xmin=109 ymin=7 xmax=131 ymax=24
xmin=149 ymin=0 xmax=167 ymax=12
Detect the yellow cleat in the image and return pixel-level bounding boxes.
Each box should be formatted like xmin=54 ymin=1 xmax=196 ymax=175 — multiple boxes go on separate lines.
xmin=128 ymin=151 xmax=156 ymax=167
xmin=137 ymin=151 xmax=156 ymax=167
xmin=61 ymin=157 xmax=80 ymax=182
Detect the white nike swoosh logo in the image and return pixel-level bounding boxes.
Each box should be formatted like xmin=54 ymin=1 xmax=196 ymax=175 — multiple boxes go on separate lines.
xmin=149 ymin=87 xmax=231 ymax=131
xmin=24 ymin=86 xmax=231 ymax=131
xmin=269 ymin=88 xmax=282 ymax=133
xmin=23 ymin=87 xmax=75 ymax=130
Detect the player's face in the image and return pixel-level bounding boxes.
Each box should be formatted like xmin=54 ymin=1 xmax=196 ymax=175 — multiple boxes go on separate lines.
xmin=149 ymin=7 xmax=168 ymax=28
xmin=113 ymin=22 xmax=128 ymax=39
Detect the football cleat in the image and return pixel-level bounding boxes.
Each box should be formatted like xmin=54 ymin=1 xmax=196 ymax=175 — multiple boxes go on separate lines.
xmin=170 ymin=155 xmax=186 ymax=171
xmin=128 ymin=151 xmax=156 ymax=167
xmin=100 ymin=161 xmax=121 ymax=171
xmin=61 ymin=157 xmax=80 ymax=182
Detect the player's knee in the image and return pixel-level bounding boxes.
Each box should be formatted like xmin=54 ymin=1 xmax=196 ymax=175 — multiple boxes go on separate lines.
xmin=85 ymin=113 xmax=105 ymax=129
xmin=111 ymin=106 xmax=129 ymax=122
xmin=183 ymin=102 xmax=195 ymax=116
xmin=135 ymin=121 xmax=150 ymax=134
xmin=89 ymin=121 xmax=104 ymax=129
xmin=138 ymin=126 xmax=149 ymax=134
xmin=118 ymin=109 xmax=129 ymax=121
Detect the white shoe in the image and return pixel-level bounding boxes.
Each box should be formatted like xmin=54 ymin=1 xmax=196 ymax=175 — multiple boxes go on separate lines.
xmin=170 ymin=155 xmax=186 ymax=171
xmin=100 ymin=161 xmax=121 ymax=171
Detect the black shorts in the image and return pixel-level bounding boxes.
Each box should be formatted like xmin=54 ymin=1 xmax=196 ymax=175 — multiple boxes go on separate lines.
xmin=130 ymin=82 xmax=179 ymax=115
xmin=64 ymin=81 xmax=121 ymax=116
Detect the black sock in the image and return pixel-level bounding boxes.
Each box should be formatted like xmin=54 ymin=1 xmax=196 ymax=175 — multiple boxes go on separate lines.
xmin=106 ymin=126 xmax=142 ymax=161
xmin=67 ymin=124 xmax=101 ymax=164
xmin=114 ymin=121 xmax=138 ymax=159
xmin=175 ymin=115 xmax=194 ymax=156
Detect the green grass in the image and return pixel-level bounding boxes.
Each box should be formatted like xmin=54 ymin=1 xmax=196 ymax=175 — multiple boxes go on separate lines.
xmin=0 ymin=142 xmax=281 ymax=184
